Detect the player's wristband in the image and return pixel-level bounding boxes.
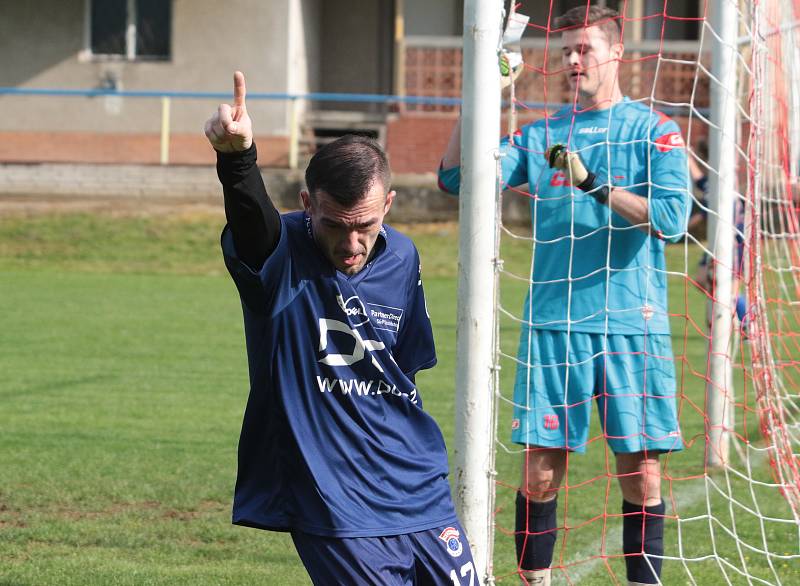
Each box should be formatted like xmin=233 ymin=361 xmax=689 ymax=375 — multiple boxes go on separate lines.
xmin=576 ymin=171 xmax=610 ymax=205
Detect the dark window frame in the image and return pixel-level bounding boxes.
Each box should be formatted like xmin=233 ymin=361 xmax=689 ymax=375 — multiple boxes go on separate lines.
xmin=85 ymin=0 xmax=172 ymax=61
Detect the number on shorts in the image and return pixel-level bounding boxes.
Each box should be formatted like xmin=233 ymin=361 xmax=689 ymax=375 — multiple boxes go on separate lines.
xmin=449 ymin=561 xmax=476 ymax=585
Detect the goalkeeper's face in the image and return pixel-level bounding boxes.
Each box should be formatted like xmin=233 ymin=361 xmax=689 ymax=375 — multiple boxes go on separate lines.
xmin=561 ymin=25 xmax=623 ymax=104
xmin=301 ymin=182 xmax=396 ymax=275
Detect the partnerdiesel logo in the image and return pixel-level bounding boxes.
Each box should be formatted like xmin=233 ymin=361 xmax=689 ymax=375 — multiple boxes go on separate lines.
xmin=368 ymin=303 xmax=404 ymax=333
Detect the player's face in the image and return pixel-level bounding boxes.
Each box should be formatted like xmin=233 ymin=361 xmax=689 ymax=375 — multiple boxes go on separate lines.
xmin=561 ymin=25 xmax=622 ymax=103
xmin=302 ymin=182 xmax=395 ymax=275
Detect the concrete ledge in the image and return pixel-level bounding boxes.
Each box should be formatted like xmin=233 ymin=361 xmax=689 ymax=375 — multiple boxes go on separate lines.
xmin=0 ymin=162 xmax=468 ymax=222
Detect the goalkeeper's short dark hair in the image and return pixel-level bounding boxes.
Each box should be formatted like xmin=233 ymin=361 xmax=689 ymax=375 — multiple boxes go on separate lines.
xmin=555 ymin=5 xmax=622 ymax=45
xmin=305 ymin=135 xmax=392 ymax=206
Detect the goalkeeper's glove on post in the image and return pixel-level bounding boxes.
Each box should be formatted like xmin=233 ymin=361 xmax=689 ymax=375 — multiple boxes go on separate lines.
xmin=545 ymin=144 xmax=609 ymax=204
xmin=499 ymin=53 xmax=523 ymax=91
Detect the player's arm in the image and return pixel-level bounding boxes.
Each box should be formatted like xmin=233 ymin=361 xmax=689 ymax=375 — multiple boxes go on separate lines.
xmin=437 ymin=120 xmax=464 ymax=194
xmin=440 ymin=119 xmax=462 ymax=172
xmin=646 ymin=123 xmax=692 ymax=241
xmin=544 ymin=144 xmax=646 ymax=224
xmin=204 ymin=71 xmax=280 ymax=270
xmin=438 ymin=58 xmax=524 ymax=194
xmin=546 ymin=139 xmax=689 ymax=239
xmin=607 ymin=187 xmax=650 ymax=228
xmin=439 ymin=126 xmax=529 ymax=195
xmin=393 ymin=251 xmax=437 ymax=378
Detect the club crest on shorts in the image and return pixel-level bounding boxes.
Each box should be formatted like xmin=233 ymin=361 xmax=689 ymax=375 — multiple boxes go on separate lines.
xmin=543 ymin=414 xmax=559 ymax=430
xmin=438 ymin=527 xmax=463 ymax=557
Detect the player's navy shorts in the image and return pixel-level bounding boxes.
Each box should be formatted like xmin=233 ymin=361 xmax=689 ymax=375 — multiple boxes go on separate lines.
xmin=510 ymin=329 xmax=683 ymax=454
xmin=291 ymin=521 xmax=477 ymax=585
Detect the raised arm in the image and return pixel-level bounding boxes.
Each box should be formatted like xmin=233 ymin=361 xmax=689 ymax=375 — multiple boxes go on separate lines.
xmin=441 ymin=119 xmax=462 ymax=170
xmin=204 ymin=71 xmax=280 ymax=270
xmin=438 ymin=59 xmax=524 ymax=194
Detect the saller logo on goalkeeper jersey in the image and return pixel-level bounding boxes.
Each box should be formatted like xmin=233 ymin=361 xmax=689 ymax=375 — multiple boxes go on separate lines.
xmin=577 ymin=125 xmax=607 ymax=134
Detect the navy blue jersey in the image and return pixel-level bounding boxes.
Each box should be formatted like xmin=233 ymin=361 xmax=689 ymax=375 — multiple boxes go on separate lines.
xmin=222 ymin=211 xmax=457 ymax=537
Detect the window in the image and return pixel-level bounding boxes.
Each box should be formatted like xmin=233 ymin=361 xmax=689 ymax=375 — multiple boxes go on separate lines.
xmin=89 ymin=0 xmax=171 ymax=60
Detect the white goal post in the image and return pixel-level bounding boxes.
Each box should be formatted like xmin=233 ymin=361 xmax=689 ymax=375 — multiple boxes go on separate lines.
xmin=455 ymin=0 xmax=800 ymax=583
xmin=453 ymin=0 xmax=504 ymax=582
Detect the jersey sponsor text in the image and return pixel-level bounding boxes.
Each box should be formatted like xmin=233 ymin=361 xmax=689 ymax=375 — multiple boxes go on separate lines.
xmin=318 ymin=318 xmax=385 ymax=373
xmin=316 ymin=375 xmax=418 ymax=404
xmin=368 ymin=303 xmax=404 ymax=332
xmin=577 ymin=125 xmax=608 ymax=134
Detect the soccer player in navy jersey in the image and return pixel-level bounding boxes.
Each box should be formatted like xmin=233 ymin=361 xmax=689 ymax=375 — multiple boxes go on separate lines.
xmin=438 ymin=6 xmax=690 ymax=586
xmin=204 ymin=71 xmax=476 ymax=585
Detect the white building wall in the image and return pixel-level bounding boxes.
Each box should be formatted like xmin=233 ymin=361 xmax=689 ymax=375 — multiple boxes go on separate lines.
xmin=287 ymin=0 xmax=321 ymax=123
xmin=0 ymin=0 xmax=293 ymax=135
xmin=405 ymin=0 xmax=462 ymax=35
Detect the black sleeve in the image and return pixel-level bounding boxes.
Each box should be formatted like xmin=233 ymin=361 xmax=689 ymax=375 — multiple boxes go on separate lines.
xmin=216 ymin=143 xmax=281 ymax=270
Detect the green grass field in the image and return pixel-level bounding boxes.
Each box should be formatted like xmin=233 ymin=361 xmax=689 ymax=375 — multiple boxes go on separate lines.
xmin=1 ymin=211 xmax=797 ymax=585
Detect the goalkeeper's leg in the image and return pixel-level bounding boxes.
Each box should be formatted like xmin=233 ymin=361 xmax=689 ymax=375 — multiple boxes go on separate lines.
xmin=617 ymin=452 xmax=665 ymax=585
xmin=599 ymin=333 xmax=681 ymax=585
xmin=511 ymin=330 xmax=596 ymax=584
xmin=516 ymin=448 xmax=566 ymax=586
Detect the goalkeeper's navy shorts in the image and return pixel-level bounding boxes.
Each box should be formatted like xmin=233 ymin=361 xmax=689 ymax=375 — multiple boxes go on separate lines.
xmin=510 ymin=329 xmax=683 ymax=454
xmin=290 ymin=521 xmax=476 ymax=585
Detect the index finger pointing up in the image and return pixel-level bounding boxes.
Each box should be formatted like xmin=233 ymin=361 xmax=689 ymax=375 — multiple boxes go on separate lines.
xmin=233 ymin=70 xmax=246 ymax=107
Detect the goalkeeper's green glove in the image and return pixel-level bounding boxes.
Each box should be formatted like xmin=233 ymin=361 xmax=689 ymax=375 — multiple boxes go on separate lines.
xmin=499 ymin=53 xmax=523 ymax=90
xmin=545 ymin=144 xmax=609 ymax=204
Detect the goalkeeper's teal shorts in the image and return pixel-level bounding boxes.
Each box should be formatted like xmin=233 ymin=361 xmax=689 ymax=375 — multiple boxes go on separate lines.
xmin=510 ymin=329 xmax=683 ymax=454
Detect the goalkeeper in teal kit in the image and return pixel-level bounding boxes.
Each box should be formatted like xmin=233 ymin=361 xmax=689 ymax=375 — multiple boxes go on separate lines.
xmin=438 ymin=6 xmax=690 ymax=586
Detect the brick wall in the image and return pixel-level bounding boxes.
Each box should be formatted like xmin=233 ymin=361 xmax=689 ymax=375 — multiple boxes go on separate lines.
xmin=0 ymin=123 xmax=454 ymax=175
xmin=385 ymin=115 xmax=457 ymax=174
xmin=0 ymin=112 xmax=707 ymax=174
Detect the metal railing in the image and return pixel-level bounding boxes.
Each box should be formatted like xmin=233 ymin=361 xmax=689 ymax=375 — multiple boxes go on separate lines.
xmin=0 ymin=87 xmax=462 ymax=168
xmin=0 ymin=84 xmax=709 ymax=168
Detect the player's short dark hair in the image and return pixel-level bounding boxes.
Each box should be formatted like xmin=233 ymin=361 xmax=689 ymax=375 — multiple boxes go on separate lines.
xmin=555 ymin=5 xmax=622 ymax=45
xmin=305 ymin=135 xmax=392 ymax=206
